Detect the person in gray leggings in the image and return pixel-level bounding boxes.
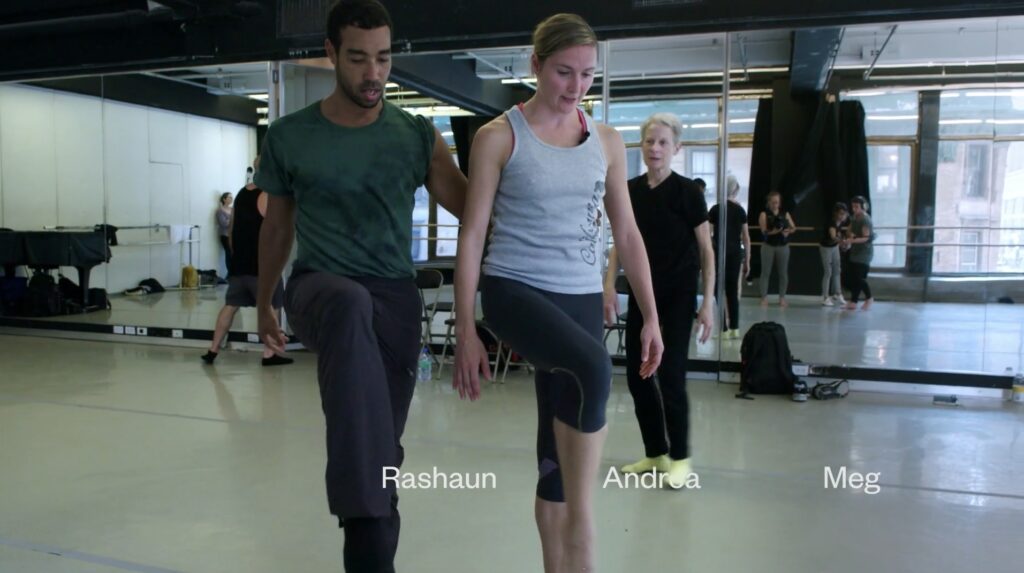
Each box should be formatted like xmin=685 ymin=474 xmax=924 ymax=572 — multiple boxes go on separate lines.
xmin=758 ymin=191 xmax=796 ymax=307
xmin=818 ymin=202 xmax=849 ymax=306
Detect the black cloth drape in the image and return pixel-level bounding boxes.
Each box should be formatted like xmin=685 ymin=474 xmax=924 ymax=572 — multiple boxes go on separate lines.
xmin=747 ymin=98 xmax=774 ymax=225
xmin=838 ymin=101 xmax=870 ymax=208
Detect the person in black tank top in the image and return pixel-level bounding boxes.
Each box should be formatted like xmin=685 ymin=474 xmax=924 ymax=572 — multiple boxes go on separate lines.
xmin=758 ymin=191 xmax=796 ymax=307
xmin=201 ymin=157 xmax=292 ymax=367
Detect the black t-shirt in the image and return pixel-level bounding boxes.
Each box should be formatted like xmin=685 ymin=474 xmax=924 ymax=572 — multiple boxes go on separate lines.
xmin=628 ymin=172 xmax=709 ymax=291
xmin=820 ymin=219 xmax=849 ymax=247
xmin=762 ymin=210 xmax=790 ymax=246
xmin=709 ymin=200 xmax=747 ymax=254
xmin=229 ymin=186 xmax=264 ymax=276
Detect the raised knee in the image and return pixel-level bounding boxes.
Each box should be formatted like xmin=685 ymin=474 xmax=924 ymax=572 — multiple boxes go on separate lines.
xmin=323 ymin=283 xmax=373 ymax=321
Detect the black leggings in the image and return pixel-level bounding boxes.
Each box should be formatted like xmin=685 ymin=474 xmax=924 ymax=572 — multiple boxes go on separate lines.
xmin=219 ymin=235 xmax=232 ymax=276
xmin=848 ymin=262 xmax=872 ymax=303
xmin=626 ymin=289 xmax=695 ymax=461
xmin=715 ymin=248 xmax=742 ymax=331
xmin=481 ymin=275 xmax=611 ymax=502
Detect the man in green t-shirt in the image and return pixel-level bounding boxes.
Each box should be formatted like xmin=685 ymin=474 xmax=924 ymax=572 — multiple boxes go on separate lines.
xmin=255 ymin=1 xmax=466 ymax=570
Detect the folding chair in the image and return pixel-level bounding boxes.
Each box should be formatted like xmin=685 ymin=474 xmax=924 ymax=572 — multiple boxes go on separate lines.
xmin=603 ymin=274 xmax=630 ymax=355
xmin=414 ymin=268 xmax=444 ymax=360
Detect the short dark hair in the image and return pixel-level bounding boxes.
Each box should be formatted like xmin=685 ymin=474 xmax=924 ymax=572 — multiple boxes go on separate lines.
xmin=851 ymin=195 xmax=867 ymax=207
xmin=326 ymin=0 xmax=393 ymax=51
xmin=833 ymin=202 xmax=848 ymax=213
xmin=693 ymin=178 xmax=707 ymax=189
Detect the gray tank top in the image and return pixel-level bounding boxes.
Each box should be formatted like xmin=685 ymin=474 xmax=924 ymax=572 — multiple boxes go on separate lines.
xmin=482 ymin=105 xmax=608 ymax=294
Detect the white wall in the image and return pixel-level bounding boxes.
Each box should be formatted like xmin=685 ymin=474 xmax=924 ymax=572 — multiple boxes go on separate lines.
xmin=0 ymin=83 xmax=256 ymax=292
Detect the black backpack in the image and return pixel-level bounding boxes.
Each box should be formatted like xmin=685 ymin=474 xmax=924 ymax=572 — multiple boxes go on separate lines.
xmin=738 ymin=322 xmax=798 ymax=397
xmin=22 ymin=272 xmax=64 ymax=317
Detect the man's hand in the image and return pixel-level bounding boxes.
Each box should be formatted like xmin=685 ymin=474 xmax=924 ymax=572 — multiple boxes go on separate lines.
xmin=258 ymin=305 xmax=288 ymax=354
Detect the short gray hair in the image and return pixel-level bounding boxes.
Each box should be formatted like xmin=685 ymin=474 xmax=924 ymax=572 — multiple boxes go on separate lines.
xmin=640 ymin=112 xmax=683 ymax=144
xmin=726 ymin=175 xmax=740 ymax=198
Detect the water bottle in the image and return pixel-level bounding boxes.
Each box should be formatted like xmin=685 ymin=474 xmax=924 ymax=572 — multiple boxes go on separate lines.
xmin=1013 ymin=370 xmax=1024 ymax=403
xmin=418 ymin=347 xmax=432 ymax=382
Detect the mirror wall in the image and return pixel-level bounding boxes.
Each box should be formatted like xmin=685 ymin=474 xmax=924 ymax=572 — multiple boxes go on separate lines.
xmin=717 ymin=17 xmax=1024 ymax=379
xmin=1 ymin=15 xmax=1021 ymax=382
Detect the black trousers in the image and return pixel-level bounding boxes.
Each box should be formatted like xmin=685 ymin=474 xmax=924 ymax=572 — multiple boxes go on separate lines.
xmin=285 ymin=271 xmax=420 ymax=572
xmin=847 ymin=262 xmax=872 ymax=303
xmin=625 ymin=287 xmax=696 ymax=461
xmin=715 ymin=248 xmax=742 ymax=331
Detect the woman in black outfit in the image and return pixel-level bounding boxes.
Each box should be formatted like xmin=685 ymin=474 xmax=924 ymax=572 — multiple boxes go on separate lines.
xmin=604 ymin=112 xmax=715 ymax=489
xmin=709 ymin=175 xmax=750 ymax=339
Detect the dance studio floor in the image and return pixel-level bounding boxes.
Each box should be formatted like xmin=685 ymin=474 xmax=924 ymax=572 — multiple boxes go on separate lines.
xmin=12 ymin=286 xmax=1024 ymax=375
xmin=1 ymin=335 xmax=1022 ymax=572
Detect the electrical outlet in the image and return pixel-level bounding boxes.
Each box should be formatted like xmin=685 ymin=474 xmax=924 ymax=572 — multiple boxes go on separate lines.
xmin=113 ymin=325 xmax=124 ymax=335
xmin=136 ymin=327 xmax=148 ymax=336
xmin=793 ymin=364 xmax=810 ymax=376
xmin=125 ymin=326 xmax=136 ymax=335
xmin=246 ymin=333 xmax=260 ymax=343
xmin=172 ymin=329 xmax=183 ymax=339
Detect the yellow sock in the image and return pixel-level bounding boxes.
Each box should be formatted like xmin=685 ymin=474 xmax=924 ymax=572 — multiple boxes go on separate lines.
xmin=665 ymin=458 xmax=693 ymax=489
xmin=621 ymin=454 xmax=670 ymax=474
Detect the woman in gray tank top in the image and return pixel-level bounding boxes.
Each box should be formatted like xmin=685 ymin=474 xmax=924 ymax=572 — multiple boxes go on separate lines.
xmin=452 ymin=13 xmax=664 ymax=573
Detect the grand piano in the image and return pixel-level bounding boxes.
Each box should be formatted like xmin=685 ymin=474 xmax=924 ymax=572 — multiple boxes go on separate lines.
xmin=0 ymin=229 xmax=111 ymax=309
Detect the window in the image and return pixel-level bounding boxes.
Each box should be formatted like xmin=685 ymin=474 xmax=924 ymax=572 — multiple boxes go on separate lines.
xmin=939 ymin=89 xmax=1024 ymax=138
xmin=960 ymin=230 xmax=981 ymax=272
xmin=866 ymin=145 xmax=912 ymax=268
xmin=842 ymin=91 xmax=919 ymax=137
xmin=603 ymin=99 xmax=720 ymax=144
xmin=434 ymin=152 xmax=461 ymax=258
xmin=725 ymin=146 xmax=753 ymax=211
xmin=727 ymin=98 xmax=759 ymax=136
xmin=689 ymin=148 xmax=717 ymax=204
xmin=412 ymin=186 xmax=429 ymax=262
xmin=964 ymin=143 xmax=989 ymax=198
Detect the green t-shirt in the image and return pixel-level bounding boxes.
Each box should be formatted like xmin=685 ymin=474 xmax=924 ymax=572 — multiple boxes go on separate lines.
xmin=256 ymin=100 xmax=435 ymax=279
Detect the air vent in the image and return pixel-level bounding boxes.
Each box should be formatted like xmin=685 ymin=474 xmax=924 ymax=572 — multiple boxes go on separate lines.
xmin=277 ymin=0 xmax=330 ymax=38
xmin=633 ymin=0 xmax=705 ymax=7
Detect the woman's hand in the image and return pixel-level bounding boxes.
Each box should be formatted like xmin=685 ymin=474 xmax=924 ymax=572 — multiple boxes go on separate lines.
xmin=453 ymin=329 xmax=491 ymax=401
xmin=603 ymin=284 xmax=620 ymax=326
xmin=638 ymin=321 xmax=664 ymax=379
xmin=696 ymin=303 xmax=714 ymax=344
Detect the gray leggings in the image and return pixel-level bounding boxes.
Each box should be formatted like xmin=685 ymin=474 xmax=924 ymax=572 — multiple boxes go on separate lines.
xmin=819 ymin=246 xmax=842 ymax=298
xmin=759 ymin=244 xmax=790 ymax=298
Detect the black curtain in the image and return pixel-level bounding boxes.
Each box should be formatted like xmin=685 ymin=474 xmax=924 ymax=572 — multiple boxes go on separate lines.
xmin=747 ymin=95 xmax=870 ymax=294
xmin=838 ymin=101 xmax=870 ymax=208
xmin=748 ymin=98 xmax=774 ymax=225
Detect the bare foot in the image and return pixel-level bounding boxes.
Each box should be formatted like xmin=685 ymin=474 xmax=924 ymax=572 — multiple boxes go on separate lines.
xmin=760 ymin=298 xmax=769 ymax=308
xmin=779 ymin=297 xmax=788 ymax=308
xmin=843 ymin=302 xmax=857 ymax=311
xmin=861 ymin=299 xmax=873 ymax=311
